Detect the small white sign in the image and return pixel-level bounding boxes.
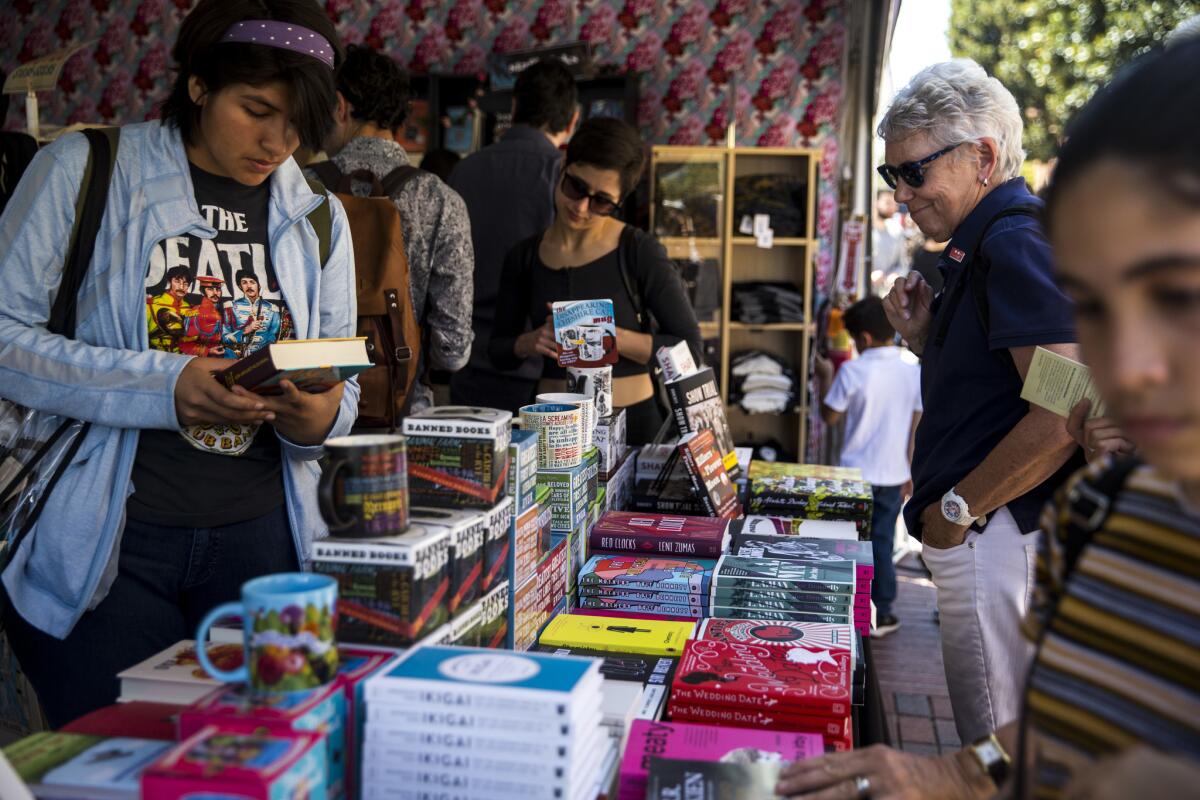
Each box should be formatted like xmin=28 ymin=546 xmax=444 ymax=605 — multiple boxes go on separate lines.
xmin=739 ymin=215 xmax=754 ymax=235
xmin=755 ymin=228 xmax=775 ymax=249
xmin=753 ymin=214 xmax=772 ymax=236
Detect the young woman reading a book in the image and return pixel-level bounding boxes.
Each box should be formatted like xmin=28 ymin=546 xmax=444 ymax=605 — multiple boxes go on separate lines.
xmin=489 ymin=118 xmax=703 ymax=445
xmin=777 ymin=40 xmax=1200 ymax=800
xmin=0 ymin=0 xmax=358 ymax=726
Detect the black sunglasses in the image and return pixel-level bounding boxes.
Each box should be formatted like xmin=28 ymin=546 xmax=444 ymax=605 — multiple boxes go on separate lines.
xmin=560 ymin=172 xmax=622 ymax=216
xmin=877 ymin=142 xmax=962 ymax=190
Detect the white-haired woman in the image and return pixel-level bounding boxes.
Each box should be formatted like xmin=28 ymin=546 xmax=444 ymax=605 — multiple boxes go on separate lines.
xmin=777 ymin=42 xmax=1200 ymax=800
xmin=882 ymin=60 xmax=1083 ymax=745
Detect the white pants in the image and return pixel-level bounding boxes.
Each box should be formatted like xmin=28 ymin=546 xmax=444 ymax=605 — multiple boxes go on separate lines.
xmin=921 ymin=507 xmax=1038 ymax=743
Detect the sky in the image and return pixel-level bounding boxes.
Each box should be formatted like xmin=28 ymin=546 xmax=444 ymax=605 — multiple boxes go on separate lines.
xmin=877 ymin=0 xmax=953 ymax=119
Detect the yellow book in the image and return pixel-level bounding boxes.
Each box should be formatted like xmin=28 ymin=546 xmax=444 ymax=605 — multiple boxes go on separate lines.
xmin=537 ymin=613 xmax=696 ymax=657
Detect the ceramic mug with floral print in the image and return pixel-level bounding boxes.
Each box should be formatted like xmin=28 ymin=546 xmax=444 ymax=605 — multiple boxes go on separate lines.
xmin=196 ymin=573 xmax=339 ymax=693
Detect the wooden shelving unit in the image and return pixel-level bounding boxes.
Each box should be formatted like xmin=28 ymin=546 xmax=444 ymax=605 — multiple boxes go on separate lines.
xmin=651 ymin=145 xmax=818 ymax=459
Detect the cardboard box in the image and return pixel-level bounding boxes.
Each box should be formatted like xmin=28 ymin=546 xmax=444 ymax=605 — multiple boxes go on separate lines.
xmin=410 ymin=507 xmax=487 ymax=617
xmin=477 ymin=580 xmax=510 ymax=649
xmin=482 ymin=495 xmax=515 ymax=594
xmin=450 ymin=598 xmax=483 ymax=647
xmin=312 ymin=524 xmax=450 ymax=647
xmin=593 ymin=409 xmax=627 ymax=474
xmin=583 ymin=445 xmax=600 ymax=505
xmin=510 ymin=500 xmax=545 ymax=589
xmin=401 ymin=406 xmax=512 ymax=509
xmin=538 ymin=461 xmax=589 ymax=532
xmin=510 ymin=573 xmax=541 ymax=652
xmin=508 ymin=428 xmax=539 ymax=513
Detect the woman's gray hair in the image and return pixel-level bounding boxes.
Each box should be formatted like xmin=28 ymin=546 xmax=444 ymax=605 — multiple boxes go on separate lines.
xmin=878 ymin=59 xmax=1025 ymax=182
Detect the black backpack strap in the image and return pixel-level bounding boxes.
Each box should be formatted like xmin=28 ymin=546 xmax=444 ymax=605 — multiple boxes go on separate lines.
xmin=304 ymin=177 xmax=333 ymax=269
xmin=1060 ymin=456 xmax=1140 ymax=579
xmin=50 ymin=127 xmax=119 ymax=338
xmin=616 ymin=225 xmax=650 ymax=334
xmin=380 ymin=164 xmax=422 ymax=197
xmin=308 ymin=160 xmax=344 ymax=193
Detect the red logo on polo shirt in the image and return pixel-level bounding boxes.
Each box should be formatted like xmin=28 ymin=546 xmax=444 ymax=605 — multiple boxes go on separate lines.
xmin=948 ymin=247 xmax=966 ymax=262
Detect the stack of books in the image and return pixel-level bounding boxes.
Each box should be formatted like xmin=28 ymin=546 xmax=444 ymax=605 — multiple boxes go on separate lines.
xmin=618 ymin=719 xmax=823 ymax=800
xmin=727 ymin=527 xmax=874 ymax=636
xmin=635 ymin=432 xmax=742 ymax=519
xmin=4 ymin=732 xmax=172 ymax=800
xmin=535 ymin=646 xmax=680 ymax=737
xmin=709 ymin=555 xmax=856 ymax=627
xmin=116 ymin=640 xmax=240 ymax=705
xmin=746 ymin=462 xmax=874 ymax=536
xmin=360 ymin=645 xmax=616 ymax=800
xmin=729 ymin=514 xmax=859 ymax=540
xmin=667 ymin=636 xmax=854 ymax=751
xmin=577 ymin=554 xmax=715 ymax=619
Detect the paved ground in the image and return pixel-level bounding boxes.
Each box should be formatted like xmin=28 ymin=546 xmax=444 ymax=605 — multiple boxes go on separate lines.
xmin=871 ymin=553 xmax=960 ymax=755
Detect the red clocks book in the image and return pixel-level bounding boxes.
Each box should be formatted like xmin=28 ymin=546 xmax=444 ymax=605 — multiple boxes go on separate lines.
xmin=587 ymin=511 xmax=730 ymax=558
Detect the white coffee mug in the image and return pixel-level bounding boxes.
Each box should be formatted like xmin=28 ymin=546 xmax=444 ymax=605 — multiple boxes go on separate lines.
xmin=537 ymin=392 xmax=595 ymax=450
xmin=566 ymin=365 xmax=614 ymax=420
xmin=519 ymin=403 xmax=583 ymax=469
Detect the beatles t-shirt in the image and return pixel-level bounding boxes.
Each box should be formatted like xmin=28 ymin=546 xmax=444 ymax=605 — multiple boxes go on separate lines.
xmin=127 ymin=163 xmax=294 ymax=527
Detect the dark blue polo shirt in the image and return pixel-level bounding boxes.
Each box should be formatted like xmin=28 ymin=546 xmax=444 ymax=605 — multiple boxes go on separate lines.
xmin=903 ymin=178 xmax=1077 ymax=539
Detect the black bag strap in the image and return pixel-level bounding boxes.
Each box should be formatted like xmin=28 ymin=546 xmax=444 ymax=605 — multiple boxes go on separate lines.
xmin=1013 ymin=455 xmax=1139 ymax=794
xmin=3 ymin=128 xmax=118 ymax=547
xmin=930 ymin=204 xmax=1041 ymax=364
xmin=380 ymin=164 xmax=422 ymax=197
xmin=616 ymin=225 xmax=651 ymax=334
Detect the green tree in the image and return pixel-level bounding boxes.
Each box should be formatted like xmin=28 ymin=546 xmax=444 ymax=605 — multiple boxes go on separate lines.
xmin=949 ymin=1 xmax=1200 ymax=161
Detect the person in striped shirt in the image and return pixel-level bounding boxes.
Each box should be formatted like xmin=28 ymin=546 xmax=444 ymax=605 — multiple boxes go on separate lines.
xmin=776 ymin=38 xmax=1200 ymax=800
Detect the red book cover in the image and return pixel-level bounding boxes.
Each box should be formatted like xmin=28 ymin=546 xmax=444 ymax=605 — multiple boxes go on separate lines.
xmin=670 ymin=639 xmax=851 ymax=718
xmin=677 ymin=431 xmax=741 ymax=520
xmin=695 ymin=619 xmax=856 ymax=653
xmin=666 ymin=702 xmax=852 ymax=750
xmin=588 ymin=511 xmax=730 ymax=558
xmin=60 ymin=702 xmax=183 ymax=741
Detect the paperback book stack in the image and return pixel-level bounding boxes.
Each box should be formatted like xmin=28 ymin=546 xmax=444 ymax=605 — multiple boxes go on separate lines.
xmin=360 ymin=646 xmax=616 ymax=800
xmin=727 ymin=528 xmax=874 ymax=636
xmin=535 ymin=646 xmax=680 ymax=735
xmin=635 ymin=432 xmax=741 ymax=519
xmin=664 ymin=366 xmax=739 ymax=478
xmin=747 ymin=462 xmax=873 ymax=536
xmin=710 ymin=555 xmax=856 ymax=629
xmin=667 ymin=636 xmax=854 ymax=751
xmin=577 ymin=554 xmax=715 ymax=620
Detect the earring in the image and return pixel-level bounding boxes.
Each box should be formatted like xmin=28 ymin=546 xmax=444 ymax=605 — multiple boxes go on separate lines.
xmin=982 ymin=177 xmax=989 ymax=186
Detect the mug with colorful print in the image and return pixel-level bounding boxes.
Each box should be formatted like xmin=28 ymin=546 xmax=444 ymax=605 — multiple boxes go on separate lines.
xmin=196 ymin=573 xmax=339 ymax=693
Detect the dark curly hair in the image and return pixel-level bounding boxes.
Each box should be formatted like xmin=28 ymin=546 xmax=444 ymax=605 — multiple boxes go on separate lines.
xmin=565 ymin=117 xmax=646 ymax=196
xmin=335 ymin=45 xmax=411 ymax=131
xmin=160 ymin=0 xmax=343 ymax=152
xmin=513 ymin=59 xmax=577 ymax=134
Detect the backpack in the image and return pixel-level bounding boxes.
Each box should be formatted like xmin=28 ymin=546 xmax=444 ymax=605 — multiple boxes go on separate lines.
xmin=308 ymin=160 xmax=424 ymax=429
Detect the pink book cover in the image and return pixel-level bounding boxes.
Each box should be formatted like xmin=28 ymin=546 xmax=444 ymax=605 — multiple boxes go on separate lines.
xmin=177 ymin=681 xmax=340 ymax=738
xmin=337 ymin=648 xmax=396 ymax=800
xmin=665 ymin=704 xmax=853 ymax=752
xmin=589 ymin=512 xmax=729 ymax=558
xmin=618 ymin=719 xmax=821 ymax=800
xmin=671 ymin=639 xmax=851 ymax=717
xmin=141 ymin=725 xmax=324 ymax=800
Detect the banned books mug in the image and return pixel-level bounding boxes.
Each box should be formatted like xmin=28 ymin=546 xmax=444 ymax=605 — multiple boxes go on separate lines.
xmin=196 ymin=573 xmax=339 ymax=693
xmin=519 ymin=402 xmax=583 ymax=469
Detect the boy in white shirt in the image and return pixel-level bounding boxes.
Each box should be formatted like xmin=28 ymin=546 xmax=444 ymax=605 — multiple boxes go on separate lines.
xmin=815 ymin=296 xmax=922 ymax=637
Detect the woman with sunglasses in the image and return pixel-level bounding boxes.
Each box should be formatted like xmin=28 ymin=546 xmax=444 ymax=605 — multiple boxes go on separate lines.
xmin=777 ymin=40 xmax=1200 ymax=800
xmin=875 ymin=59 xmax=1082 ymax=747
xmin=490 ymin=117 xmax=702 ymax=444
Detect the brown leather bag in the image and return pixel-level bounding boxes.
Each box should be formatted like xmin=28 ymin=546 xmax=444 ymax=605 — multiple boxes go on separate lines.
xmin=310 ymin=161 xmax=423 ymax=429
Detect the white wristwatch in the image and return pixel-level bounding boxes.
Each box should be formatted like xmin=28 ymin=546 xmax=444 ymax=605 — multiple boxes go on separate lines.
xmin=940 ymin=487 xmax=984 ymax=527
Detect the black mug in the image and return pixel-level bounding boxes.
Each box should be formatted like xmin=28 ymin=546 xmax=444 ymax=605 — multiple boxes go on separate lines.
xmin=318 ymin=434 xmax=409 ymax=538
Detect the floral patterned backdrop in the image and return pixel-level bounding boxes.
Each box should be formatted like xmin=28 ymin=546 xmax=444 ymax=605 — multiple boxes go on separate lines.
xmin=1 ymin=0 xmax=845 ymax=285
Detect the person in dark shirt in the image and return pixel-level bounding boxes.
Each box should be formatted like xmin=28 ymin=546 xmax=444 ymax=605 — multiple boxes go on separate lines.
xmin=449 ymin=60 xmax=579 ymax=413
xmin=489 ymin=118 xmax=702 ymax=445
xmin=909 ymin=235 xmax=946 ymax=294
xmin=877 ymin=59 xmax=1080 ymax=746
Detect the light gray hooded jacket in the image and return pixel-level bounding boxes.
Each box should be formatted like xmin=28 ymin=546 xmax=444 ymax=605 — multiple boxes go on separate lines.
xmin=0 ymin=120 xmax=358 ymax=639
